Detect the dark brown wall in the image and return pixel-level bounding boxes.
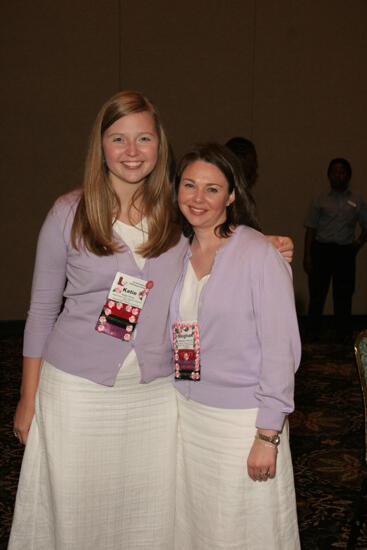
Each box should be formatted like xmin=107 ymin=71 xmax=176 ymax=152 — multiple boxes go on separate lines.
xmin=1 ymin=1 xmax=367 ymax=319
xmin=1 ymin=1 xmax=120 ymax=318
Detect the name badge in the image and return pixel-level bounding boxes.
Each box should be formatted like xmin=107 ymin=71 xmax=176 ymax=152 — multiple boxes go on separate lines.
xmin=347 ymin=200 xmax=357 ymax=208
xmin=173 ymin=322 xmax=200 ymax=381
xmin=96 ymin=272 xmax=153 ymax=341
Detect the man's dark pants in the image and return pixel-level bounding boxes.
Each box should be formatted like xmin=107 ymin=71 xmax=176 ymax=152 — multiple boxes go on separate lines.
xmin=308 ymin=241 xmax=356 ymax=338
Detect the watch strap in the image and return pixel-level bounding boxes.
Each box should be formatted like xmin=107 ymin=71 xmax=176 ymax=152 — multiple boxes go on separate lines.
xmin=255 ymin=430 xmax=280 ymax=447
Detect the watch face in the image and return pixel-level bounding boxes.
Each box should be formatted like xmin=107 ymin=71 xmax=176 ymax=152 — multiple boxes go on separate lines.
xmin=257 ymin=431 xmax=280 ymax=445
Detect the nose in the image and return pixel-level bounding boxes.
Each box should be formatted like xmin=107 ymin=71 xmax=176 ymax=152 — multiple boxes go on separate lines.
xmin=126 ymin=140 xmax=138 ymax=156
xmin=192 ymin=188 xmax=204 ymax=202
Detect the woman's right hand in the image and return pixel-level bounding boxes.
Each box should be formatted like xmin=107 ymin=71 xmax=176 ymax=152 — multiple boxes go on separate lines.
xmin=13 ymin=356 xmax=42 ymax=445
xmin=14 ymin=396 xmax=35 ymax=445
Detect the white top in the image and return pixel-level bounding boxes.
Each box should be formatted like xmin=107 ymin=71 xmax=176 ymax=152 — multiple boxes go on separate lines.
xmin=179 ymin=261 xmax=210 ymax=321
xmin=113 ymin=218 xmax=148 ymax=373
xmin=114 ymin=218 xmax=148 ymax=270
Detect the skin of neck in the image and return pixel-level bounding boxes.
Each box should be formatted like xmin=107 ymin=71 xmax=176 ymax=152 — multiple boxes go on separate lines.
xmin=111 ymin=177 xmax=145 ymax=225
xmin=191 ymin=225 xmax=227 ymax=253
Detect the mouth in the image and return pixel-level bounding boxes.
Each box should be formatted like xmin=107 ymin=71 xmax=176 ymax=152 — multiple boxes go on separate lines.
xmin=188 ymin=206 xmax=207 ymax=215
xmin=122 ymin=161 xmax=143 ymax=169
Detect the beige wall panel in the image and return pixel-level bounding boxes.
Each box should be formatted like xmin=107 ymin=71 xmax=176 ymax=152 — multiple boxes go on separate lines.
xmin=2 ymin=1 xmax=367 ymax=319
xmin=252 ymin=0 xmax=367 ymax=313
xmin=1 ymin=1 xmax=119 ymax=319
xmin=120 ymin=0 xmax=256 ymax=155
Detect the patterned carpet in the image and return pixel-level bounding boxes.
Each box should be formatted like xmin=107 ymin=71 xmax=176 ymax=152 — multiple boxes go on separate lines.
xmin=1 ymin=323 xmax=367 ymax=549
xmin=290 ymin=336 xmax=367 ymax=549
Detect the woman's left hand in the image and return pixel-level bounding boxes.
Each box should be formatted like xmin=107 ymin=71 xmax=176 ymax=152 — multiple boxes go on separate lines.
xmin=247 ymin=439 xmax=277 ymax=481
xmin=267 ymin=235 xmax=294 ymax=264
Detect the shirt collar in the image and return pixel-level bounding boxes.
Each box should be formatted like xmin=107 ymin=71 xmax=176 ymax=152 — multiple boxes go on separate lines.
xmin=328 ymin=187 xmax=352 ymax=197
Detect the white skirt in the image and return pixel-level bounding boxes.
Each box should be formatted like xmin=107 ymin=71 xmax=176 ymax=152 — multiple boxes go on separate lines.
xmin=174 ymin=391 xmax=300 ymax=550
xmin=8 ymin=361 xmax=177 ymax=550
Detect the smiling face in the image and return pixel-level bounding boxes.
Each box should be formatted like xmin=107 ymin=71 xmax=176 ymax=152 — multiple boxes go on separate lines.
xmin=102 ymin=111 xmax=159 ymax=191
xmin=178 ymin=160 xmax=235 ymax=233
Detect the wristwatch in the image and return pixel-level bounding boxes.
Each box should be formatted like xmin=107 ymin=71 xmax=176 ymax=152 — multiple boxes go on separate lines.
xmin=255 ymin=430 xmax=280 ymax=447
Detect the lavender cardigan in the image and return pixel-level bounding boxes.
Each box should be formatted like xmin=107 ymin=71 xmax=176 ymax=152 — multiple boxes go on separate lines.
xmin=170 ymin=226 xmax=301 ymax=431
xmin=23 ymin=191 xmax=188 ymax=385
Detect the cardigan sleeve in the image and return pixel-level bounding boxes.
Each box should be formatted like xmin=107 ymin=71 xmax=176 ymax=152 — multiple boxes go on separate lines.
xmin=253 ymin=244 xmax=301 ymax=431
xmin=23 ymin=198 xmax=72 ymax=358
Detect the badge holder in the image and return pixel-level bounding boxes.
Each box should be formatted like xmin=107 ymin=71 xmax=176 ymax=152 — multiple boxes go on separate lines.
xmin=173 ymin=322 xmax=200 ymax=381
xmin=96 ymin=273 xmax=153 ymax=342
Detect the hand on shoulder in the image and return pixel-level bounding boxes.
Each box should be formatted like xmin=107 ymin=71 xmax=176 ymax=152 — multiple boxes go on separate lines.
xmin=267 ymin=235 xmax=294 ymax=263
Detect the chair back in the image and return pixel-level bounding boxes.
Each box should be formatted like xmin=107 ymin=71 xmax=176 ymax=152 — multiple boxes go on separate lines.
xmin=355 ymin=329 xmax=367 ymax=465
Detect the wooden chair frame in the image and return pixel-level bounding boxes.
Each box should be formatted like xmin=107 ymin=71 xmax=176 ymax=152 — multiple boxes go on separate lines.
xmin=347 ymin=330 xmax=367 ymax=549
xmin=354 ymin=329 xmax=367 ymax=465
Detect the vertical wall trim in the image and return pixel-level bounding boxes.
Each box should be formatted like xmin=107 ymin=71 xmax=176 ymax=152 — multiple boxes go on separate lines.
xmin=118 ymin=0 xmax=122 ymax=89
xmin=249 ymin=0 xmax=257 ymax=138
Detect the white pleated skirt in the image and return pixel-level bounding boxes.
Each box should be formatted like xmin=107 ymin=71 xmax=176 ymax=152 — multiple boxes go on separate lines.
xmin=174 ymin=391 xmax=300 ymax=550
xmin=8 ymin=361 xmax=177 ymax=550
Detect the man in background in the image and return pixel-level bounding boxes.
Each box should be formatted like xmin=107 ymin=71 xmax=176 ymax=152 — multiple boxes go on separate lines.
xmin=303 ymin=158 xmax=367 ymax=342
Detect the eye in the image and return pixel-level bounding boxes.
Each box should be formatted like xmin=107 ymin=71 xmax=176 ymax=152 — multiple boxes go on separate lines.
xmin=208 ymin=186 xmax=219 ymax=193
xmin=112 ymin=136 xmax=124 ymax=143
xmin=138 ymin=135 xmax=152 ymax=143
xmin=182 ymin=181 xmax=194 ymax=189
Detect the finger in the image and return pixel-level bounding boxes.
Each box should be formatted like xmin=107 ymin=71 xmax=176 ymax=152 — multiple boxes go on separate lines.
xmin=249 ymin=471 xmax=257 ymax=481
xmin=277 ymin=245 xmax=290 ymax=254
xmin=278 ymin=238 xmax=293 ymax=251
xmin=263 ymin=470 xmax=271 ymax=481
xmin=13 ymin=429 xmax=23 ymax=445
xmin=254 ymin=470 xmax=263 ymax=482
xmin=17 ymin=429 xmax=27 ymax=445
xmin=283 ymin=253 xmax=293 ymax=264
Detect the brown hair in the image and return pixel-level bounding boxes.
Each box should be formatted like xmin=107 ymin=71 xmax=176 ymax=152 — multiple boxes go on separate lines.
xmin=225 ymin=136 xmax=258 ymax=188
xmin=173 ymin=143 xmax=260 ymax=240
xmin=71 ymin=90 xmax=181 ymax=257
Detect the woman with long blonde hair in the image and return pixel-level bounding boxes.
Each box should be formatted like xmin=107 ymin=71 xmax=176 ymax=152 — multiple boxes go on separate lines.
xmin=9 ymin=91 xmax=186 ymax=550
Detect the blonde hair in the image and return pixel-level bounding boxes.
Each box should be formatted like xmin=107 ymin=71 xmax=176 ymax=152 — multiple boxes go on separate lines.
xmin=71 ymin=91 xmax=181 ymax=257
